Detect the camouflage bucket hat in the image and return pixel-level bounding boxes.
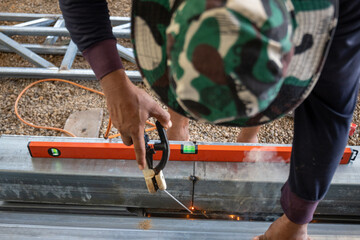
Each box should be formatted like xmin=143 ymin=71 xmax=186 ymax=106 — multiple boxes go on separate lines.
xmin=131 ymin=0 xmax=338 ymax=126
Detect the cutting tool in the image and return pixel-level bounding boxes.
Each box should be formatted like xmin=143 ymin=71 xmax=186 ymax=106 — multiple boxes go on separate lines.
xmin=143 ymin=121 xmax=192 ymax=214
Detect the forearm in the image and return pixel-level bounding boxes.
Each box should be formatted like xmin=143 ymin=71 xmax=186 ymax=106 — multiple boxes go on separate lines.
xmin=59 ymin=0 xmax=123 ymax=79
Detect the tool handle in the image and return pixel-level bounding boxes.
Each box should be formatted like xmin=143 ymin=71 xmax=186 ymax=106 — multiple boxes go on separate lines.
xmin=153 ymin=121 xmax=170 ymax=174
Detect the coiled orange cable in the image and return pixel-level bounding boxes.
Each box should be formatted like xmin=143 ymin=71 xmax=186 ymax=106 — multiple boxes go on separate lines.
xmin=15 ymin=78 xmax=157 ymax=138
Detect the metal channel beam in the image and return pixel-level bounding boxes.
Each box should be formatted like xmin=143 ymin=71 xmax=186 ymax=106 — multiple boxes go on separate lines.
xmin=0 ymin=136 xmax=193 ymax=209
xmin=0 ymin=44 xmax=75 ymax=55
xmin=117 ymin=44 xmax=135 ymax=63
xmin=0 ymin=135 xmax=359 ymax=218
xmin=0 ymin=26 xmax=130 ymax=38
xmin=0 ymin=32 xmax=56 ymax=68
xmin=0 ymin=13 xmax=130 ymax=25
xmin=113 ymin=23 xmax=131 ymax=30
xmin=0 ymin=68 xmax=142 ymax=81
xmin=0 ymin=44 xmax=133 ymax=55
xmin=14 ymin=18 xmax=55 ymax=27
xmin=60 ymin=40 xmax=77 ymax=70
xmin=1 ymin=211 xmax=360 ymax=240
xmin=0 ymin=13 xmax=137 ymax=81
xmin=43 ymin=19 xmax=65 ymax=45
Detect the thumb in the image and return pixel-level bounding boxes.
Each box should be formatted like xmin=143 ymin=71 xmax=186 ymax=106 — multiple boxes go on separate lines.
xmin=150 ymin=104 xmax=172 ymax=129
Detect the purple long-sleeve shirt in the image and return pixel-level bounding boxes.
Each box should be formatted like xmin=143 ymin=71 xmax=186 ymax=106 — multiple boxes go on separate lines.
xmin=59 ymin=0 xmax=123 ymax=79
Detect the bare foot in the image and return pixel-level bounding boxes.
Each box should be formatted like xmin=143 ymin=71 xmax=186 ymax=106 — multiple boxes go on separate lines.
xmin=167 ymin=109 xmax=190 ymax=141
xmin=253 ymin=214 xmax=311 ymax=240
xmin=236 ymin=126 xmax=261 ymax=143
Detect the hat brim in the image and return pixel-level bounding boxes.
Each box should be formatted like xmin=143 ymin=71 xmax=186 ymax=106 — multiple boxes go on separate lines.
xmin=131 ymin=0 xmax=338 ymax=127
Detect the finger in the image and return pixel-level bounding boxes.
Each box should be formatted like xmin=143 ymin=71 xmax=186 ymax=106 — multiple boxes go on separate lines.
xmin=252 ymin=235 xmax=265 ymax=240
xmin=121 ymin=133 xmax=133 ymax=146
xmin=132 ymin=127 xmax=146 ymax=170
xmin=149 ymin=104 xmax=172 ymax=129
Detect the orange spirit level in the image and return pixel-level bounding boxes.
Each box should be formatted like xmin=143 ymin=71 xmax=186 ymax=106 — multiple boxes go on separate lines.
xmin=28 ymin=141 xmax=357 ymax=164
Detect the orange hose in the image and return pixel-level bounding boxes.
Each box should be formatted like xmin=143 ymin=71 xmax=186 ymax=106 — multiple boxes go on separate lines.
xmin=104 ymin=118 xmax=112 ymax=139
xmin=15 ymin=78 xmax=157 ymax=138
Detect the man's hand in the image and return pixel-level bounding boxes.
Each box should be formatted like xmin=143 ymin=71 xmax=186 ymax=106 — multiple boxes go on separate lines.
xmin=100 ymin=69 xmax=172 ymax=170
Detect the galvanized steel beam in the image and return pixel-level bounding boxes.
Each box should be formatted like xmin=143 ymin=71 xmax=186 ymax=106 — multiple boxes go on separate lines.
xmin=43 ymin=19 xmax=65 ymax=45
xmin=0 ymin=12 xmax=130 ymax=25
xmin=0 ymin=44 xmax=75 ymax=55
xmin=1 ymin=211 xmax=360 ymax=240
xmin=0 ymin=12 xmax=136 ymax=80
xmin=0 ymin=43 xmax=133 ymax=56
xmin=113 ymin=23 xmax=131 ymax=30
xmin=0 ymin=26 xmax=131 ymax=38
xmin=0 ymin=68 xmax=142 ymax=81
xmin=0 ymin=32 xmax=56 ymax=68
xmin=14 ymin=18 xmax=55 ymax=27
xmin=60 ymin=40 xmax=77 ymax=70
xmin=117 ymin=44 xmax=135 ymax=63
xmin=0 ymin=135 xmax=359 ymax=218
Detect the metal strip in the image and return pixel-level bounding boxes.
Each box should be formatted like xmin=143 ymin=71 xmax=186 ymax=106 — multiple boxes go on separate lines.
xmin=113 ymin=23 xmax=131 ymax=30
xmin=14 ymin=18 xmax=55 ymax=27
xmin=117 ymin=44 xmax=135 ymax=63
xmin=0 ymin=68 xmax=142 ymax=81
xmin=0 ymin=44 xmax=75 ymax=55
xmin=0 ymin=13 xmax=136 ymax=81
xmin=1 ymin=211 xmax=360 ymax=240
xmin=0 ymin=32 xmax=56 ymax=68
xmin=0 ymin=135 xmax=360 ymax=217
xmin=0 ymin=26 xmax=131 ymax=38
xmin=0 ymin=13 xmax=130 ymax=25
xmin=43 ymin=19 xmax=65 ymax=45
xmin=60 ymin=40 xmax=77 ymax=70
xmin=0 ymin=44 xmax=133 ymax=55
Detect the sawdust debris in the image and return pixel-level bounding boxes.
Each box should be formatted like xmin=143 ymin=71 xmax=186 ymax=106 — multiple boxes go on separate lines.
xmin=138 ymin=219 xmax=152 ymax=230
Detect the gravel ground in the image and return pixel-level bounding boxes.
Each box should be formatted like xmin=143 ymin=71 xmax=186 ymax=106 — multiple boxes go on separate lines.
xmin=0 ymin=1 xmax=359 ymax=146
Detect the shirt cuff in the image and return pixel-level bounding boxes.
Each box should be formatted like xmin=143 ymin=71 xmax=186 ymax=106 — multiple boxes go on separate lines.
xmin=280 ymin=181 xmax=319 ymax=224
xmin=82 ymin=39 xmax=124 ymax=80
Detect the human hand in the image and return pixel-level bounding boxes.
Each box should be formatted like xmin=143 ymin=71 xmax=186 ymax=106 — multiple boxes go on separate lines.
xmin=100 ymin=69 xmax=172 ymax=170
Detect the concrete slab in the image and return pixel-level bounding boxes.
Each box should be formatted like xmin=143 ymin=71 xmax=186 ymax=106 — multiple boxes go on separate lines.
xmin=62 ymin=109 xmax=103 ymax=138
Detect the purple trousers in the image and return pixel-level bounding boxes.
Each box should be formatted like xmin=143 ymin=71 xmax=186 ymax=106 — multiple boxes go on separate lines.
xmin=281 ymin=0 xmax=360 ymax=224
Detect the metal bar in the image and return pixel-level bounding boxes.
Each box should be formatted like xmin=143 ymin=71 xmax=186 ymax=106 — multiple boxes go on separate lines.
xmin=60 ymin=40 xmax=77 ymax=70
xmin=0 ymin=13 xmax=130 ymax=25
xmin=43 ymin=19 xmax=65 ymax=45
xmin=0 ymin=43 xmax=72 ymax=54
xmin=1 ymin=211 xmax=360 ymax=240
xmin=113 ymin=23 xmax=131 ymax=30
xmin=0 ymin=135 xmax=193 ymax=209
xmin=0 ymin=43 xmax=133 ymax=56
xmin=0 ymin=67 xmax=142 ymax=81
xmin=0 ymin=32 xmax=56 ymax=68
xmin=117 ymin=44 xmax=135 ymax=63
xmin=1 ymin=135 xmax=360 ymax=217
xmin=0 ymin=26 xmax=131 ymax=38
xmin=14 ymin=18 xmax=55 ymax=27
xmin=0 ymin=13 xmax=63 ymax=21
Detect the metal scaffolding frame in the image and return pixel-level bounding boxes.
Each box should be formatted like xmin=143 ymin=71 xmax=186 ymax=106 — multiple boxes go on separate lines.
xmin=0 ymin=12 xmax=141 ymax=81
